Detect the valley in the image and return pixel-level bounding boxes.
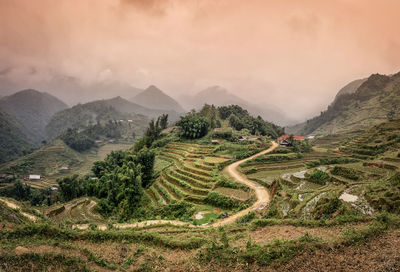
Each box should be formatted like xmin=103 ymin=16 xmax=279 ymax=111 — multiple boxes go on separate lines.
xmin=1 ymin=101 xmax=399 ymax=271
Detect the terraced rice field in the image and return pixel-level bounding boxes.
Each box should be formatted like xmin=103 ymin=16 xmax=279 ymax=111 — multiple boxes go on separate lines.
xmin=45 ymin=198 xmax=103 ymax=224
xmin=239 ymin=122 xmax=400 ymax=220
xmin=145 ymin=142 xmax=242 ymax=210
xmin=240 ymin=148 xmax=346 ymax=186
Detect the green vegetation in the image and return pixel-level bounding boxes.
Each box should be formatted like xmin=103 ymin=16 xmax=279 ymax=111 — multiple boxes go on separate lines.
xmin=0 ymin=109 xmax=35 ymax=163
xmin=331 ymin=166 xmax=359 ymax=180
xmin=176 ymin=114 xmax=210 ymax=139
xmin=308 ymin=170 xmax=330 ymax=185
xmin=219 ymin=105 xmax=284 ymax=138
xmin=0 ymin=89 xmax=68 ymax=145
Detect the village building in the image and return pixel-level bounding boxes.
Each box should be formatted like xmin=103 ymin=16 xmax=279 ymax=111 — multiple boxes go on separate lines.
xmin=29 ymin=174 xmax=41 ymax=180
xmin=211 ymin=139 xmax=220 ymax=145
xmin=277 ymin=135 xmax=305 ymax=146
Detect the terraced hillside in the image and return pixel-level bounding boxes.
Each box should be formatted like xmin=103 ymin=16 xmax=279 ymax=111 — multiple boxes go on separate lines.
xmin=145 ymin=142 xmax=252 ymax=221
xmin=45 ymin=198 xmax=103 ymax=224
xmin=240 ymin=121 xmax=400 ymax=220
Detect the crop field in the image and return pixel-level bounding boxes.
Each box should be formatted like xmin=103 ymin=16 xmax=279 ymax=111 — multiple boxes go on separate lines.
xmin=239 ymin=120 xmax=400 ymax=220
xmin=44 ymin=197 xmax=104 ymax=224
xmin=145 ymin=142 xmax=252 ymax=222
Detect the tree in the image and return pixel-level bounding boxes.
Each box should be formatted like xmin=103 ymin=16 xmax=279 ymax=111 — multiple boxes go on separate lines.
xmin=135 ymin=148 xmax=155 ymax=188
xmin=176 ymin=114 xmax=210 ymax=139
xmin=159 ymin=114 xmax=169 ymax=129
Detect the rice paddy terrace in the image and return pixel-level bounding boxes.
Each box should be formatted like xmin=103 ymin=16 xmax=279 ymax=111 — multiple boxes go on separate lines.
xmin=144 ymin=142 xmax=252 ymax=220
xmin=44 ymin=197 xmax=104 ymax=224
xmin=239 ymin=120 xmax=400 ymax=220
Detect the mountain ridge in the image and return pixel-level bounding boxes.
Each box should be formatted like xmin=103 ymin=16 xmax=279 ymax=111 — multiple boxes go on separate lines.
xmin=0 ymin=89 xmax=68 ymax=145
xmin=131 ymin=85 xmax=185 ymax=113
xmin=286 ymin=72 xmax=400 ymax=136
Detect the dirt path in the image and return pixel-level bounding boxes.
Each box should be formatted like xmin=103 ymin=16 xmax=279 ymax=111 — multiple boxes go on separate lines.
xmin=211 ymin=141 xmax=278 ymax=226
xmin=0 ymin=197 xmax=38 ymax=222
xmin=73 ymin=141 xmax=278 ymax=230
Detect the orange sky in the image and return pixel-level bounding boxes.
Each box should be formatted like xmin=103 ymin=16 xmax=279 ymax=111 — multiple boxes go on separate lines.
xmin=0 ymin=0 xmax=400 ymax=120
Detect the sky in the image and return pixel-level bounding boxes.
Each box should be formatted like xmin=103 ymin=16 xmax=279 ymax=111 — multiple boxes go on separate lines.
xmin=0 ymin=0 xmax=400 ymax=121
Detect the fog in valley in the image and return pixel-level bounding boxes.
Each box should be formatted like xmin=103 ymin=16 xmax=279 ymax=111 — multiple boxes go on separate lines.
xmin=1 ymin=0 xmax=400 ymax=124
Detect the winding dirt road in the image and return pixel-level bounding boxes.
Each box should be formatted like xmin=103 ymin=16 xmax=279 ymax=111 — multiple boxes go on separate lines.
xmin=211 ymin=141 xmax=278 ymax=226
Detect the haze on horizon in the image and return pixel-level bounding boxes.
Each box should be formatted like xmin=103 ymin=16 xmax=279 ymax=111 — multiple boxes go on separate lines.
xmin=0 ymin=0 xmax=400 ymax=123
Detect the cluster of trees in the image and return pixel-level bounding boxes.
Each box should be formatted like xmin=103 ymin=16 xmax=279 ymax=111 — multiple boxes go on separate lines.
xmin=61 ymin=128 xmax=95 ymax=152
xmin=0 ymin=181 xmax=58 ymax=206
xmin=175 ymin=104 xmax=284 ymax=140
xmin=58 ymin=148 xmax=155 ymax=220
xmin=60 ymin=121 xmax=125 ymax=152
xmin=134 ymin=114 xmax=169 ymax=151
xmin=176 ymin=113 xmax=210 ymax=139
xmin=219 ymin=105 xmax=284 ymax=138
xmin=57 ymin=117 xmax=163 ymax=220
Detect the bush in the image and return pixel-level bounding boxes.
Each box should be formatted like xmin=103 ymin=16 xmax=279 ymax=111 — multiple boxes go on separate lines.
xmin=331 ymin=166 xmax=359 ymax=180
xmin=159 ymin=201 xmax=195 ymax=220
xmin=211 ymin=129 xmax=234 ymax=140
xmin=176 ymin=114 xmax=210 ymax=139
xmin=308 ymin=170 xmax=330 ymax=185
xmin=204 ymin=192 xmax=240 ymax=209
xmin=236 ymin=211 xmax=256 ymax=223
xmin=306 ymin=157 xmax=358 ymax=168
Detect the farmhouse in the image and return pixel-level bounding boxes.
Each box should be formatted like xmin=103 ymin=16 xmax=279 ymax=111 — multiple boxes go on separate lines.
xmin=277 ymin=135 xmax=305 ymax=146
xmin=29 ymin=174 xmax=41 ymax=180
xmin=211 ymin=139 xmax=220 ymax=145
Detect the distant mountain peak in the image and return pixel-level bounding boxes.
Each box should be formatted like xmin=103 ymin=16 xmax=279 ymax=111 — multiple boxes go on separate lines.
xmin=131 ymin=85 xmax=185 ymax=113
xmin=145 ymin=85 xmax=162 ymax=92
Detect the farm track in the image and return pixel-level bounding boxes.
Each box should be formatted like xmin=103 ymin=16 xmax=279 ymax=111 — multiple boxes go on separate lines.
xmin=73 ymin=141 xmax=278 ymax=230
xmin=0 ymin=197 xmax=38 ymax=222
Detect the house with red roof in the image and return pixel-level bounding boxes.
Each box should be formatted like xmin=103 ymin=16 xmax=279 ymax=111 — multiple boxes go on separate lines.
xmin=277 ymin=135 xmax=305 ymax=146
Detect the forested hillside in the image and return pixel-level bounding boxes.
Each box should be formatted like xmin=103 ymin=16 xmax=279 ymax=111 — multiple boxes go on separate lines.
xmin=287 ymin=72 xmax=400 ymax=136
xmin=45 ymin=97 xmax=181 ymax=140
xmin=0 ymin=89 xmax=68 ymax=145
xmin=0 ymin=109 xmax=34 ymax=163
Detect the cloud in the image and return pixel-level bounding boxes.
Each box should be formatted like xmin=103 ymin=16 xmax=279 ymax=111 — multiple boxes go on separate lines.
xmin=120 ymin=0 xmax=172 ymax=15
xmin=0 ymin=0 xmax=399 ymax=121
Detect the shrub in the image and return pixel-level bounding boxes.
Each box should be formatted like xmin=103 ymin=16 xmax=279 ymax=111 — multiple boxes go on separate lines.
xmin=306 ymin=157 xmax=359 ymax=168
xmin=204 ymin=192 xmax=240 ymax=209
xmin=331 ymin=166 xmax=359 ymax=180
xmin=308 ymin=170 xmax=330 ymax=185
xmin=236 ymin=211 xmax=256 ymax=223
xmin=176 ymin=114 xmax=210 ymax=139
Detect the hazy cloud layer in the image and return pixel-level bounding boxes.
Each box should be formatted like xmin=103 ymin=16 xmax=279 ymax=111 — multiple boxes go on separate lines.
xmin=0 ymin=0 xmax=399 ymax=121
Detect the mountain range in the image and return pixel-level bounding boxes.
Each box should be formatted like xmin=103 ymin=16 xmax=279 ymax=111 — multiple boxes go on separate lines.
xmin=286 ymin=72 xmax=400 ymax=136
xmin=45 ymin=96 xmax=181 ymax=140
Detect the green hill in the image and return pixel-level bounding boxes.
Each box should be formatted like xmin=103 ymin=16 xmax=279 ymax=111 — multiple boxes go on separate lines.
xmin=45 ymin=97 xmax=180 ymax=140
xmin=286 ymin=72 xmax=400 ymax=136
xmin=0 ymin=89 xmax=68 ymax=145
xmin=0 ymin=109 xmax=35 ymax=164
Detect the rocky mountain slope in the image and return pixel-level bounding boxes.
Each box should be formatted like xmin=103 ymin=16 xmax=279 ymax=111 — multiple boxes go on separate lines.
xmin=286 ymin=72 xmax=400 ymax=136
